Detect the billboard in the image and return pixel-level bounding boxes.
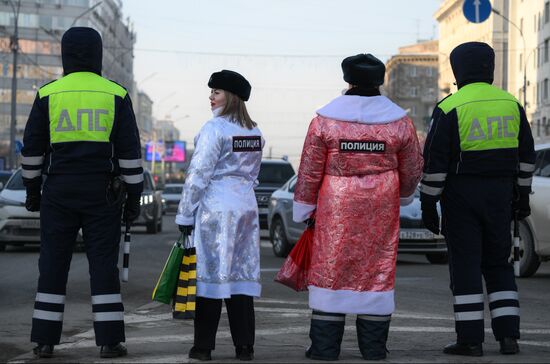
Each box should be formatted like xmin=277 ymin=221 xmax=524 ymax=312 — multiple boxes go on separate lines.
xmin=164 ymin=141 xmax=186 ymax=162
xmin=145 ymin=141 xmax=186 ymax=162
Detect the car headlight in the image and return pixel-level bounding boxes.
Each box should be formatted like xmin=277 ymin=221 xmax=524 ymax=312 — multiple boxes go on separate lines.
xmin=270 ymin=197 xmax=277 ymax=207
xmin=0 ymin=195 xmax=24 ymax=207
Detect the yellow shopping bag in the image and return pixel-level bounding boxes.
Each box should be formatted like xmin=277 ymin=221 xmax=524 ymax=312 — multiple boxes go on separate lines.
xmin=172 ymin=235 xmax=196 ymax=320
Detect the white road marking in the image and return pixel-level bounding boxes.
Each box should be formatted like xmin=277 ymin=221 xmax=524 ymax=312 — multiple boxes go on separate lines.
xmin=53 ymin=325 xmax=550 ymax=350
xmin=261 ymin=268 xmax=282 ymax=272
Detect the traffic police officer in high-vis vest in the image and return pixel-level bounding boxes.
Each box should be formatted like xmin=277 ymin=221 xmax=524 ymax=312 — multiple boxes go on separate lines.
xmin=21 ymin=27 xmax=143 ymax=359
xmin=420 ymin=42 xmax=535 ymax=357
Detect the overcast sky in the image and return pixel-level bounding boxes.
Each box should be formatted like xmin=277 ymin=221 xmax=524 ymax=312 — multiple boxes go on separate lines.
xmin=122 ymin=0 xmax=440 ymax=164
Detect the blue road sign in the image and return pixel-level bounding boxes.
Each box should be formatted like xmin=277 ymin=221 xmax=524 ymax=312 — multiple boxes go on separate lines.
xmin=463 ymin=0 xmax=492 ymax=23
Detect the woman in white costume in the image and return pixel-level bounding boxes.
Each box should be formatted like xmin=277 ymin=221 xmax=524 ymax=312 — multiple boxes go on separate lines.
xmin=175 ymin=70 xmax=263 ymax=361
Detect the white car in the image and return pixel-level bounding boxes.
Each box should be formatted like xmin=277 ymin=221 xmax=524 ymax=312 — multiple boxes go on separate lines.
xmin=516 ymin=143 xmax=550 ymax=276
xmin=161 ymin=183 xmax=184 ymax=214
xmin=0 ymin=169 xmax=40 ymax=250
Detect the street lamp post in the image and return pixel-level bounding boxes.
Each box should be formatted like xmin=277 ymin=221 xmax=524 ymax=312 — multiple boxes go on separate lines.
xmin=492 ymin=8 xmax=527 ymax=107
xmin=8 ymin=0 xmax=21 ymax=170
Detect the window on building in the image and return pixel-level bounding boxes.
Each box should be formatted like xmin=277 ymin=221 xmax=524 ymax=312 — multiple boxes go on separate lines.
xmin=426 ymin=67 xmax=433 ymax=77
xmin=411 ymin=105 xmax=417 ymax=116
xmin=411 ymin=87 xmax=417 ymax=97
xmin=546 ymin=2 xmax=550 ymax=23
xmin=410 ymin=66 xmax=417 ymax=77
xmin=520 ymin=18 xmax=524 ymax=33
xmin=545 ymin=78 xmax=549 ymax=100
xmin=545 ymin=39 xmax=549 ymax=63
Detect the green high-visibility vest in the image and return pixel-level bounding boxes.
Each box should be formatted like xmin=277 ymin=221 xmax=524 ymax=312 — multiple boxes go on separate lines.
xmin=39 ymin=72 xmax=127 ymax=144
xmin=438 ymin=82 xmax=520 ymax=152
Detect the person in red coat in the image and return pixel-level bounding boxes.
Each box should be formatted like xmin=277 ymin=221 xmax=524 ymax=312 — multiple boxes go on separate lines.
xmin=293 ymin=54 xmax=424 ymax=361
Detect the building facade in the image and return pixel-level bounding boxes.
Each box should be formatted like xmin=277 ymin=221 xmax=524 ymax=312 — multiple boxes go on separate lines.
xmin=434 ymin=0 xmax=509 ymax=97
xmin=385 ymin=40 xmax=439 ymax=138
xmin=136 ymin=91 xmax=153 ymax=145
xmin=0 ymin=0 xmax=135 ymax=168
xmin=508 ymin=0 xmax=550 ymax=141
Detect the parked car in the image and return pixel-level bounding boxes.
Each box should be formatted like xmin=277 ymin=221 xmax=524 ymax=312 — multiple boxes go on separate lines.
xmin=161 ymin=183 xmax=184 ymax=214
xmin=514 ymin=143 xmax=550 ymax=277
xmin=0 ymin=170 xmax=13 ymax=191
xmin=268 ymin=176 xmax=448 ymax=263
xmin=132 ymin=170 xmax=164 ymax=234
xmin=254 ymin=159 xmax=295 ymax=229
xmin=0 ymin=169 xmax=40 ymax=250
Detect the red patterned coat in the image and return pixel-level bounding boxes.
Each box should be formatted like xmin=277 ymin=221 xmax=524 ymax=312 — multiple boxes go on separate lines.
xmin=293 ymin=95 xmax=423 ymax=315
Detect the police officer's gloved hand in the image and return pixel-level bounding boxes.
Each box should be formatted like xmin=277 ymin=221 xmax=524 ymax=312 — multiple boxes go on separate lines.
xmin=512 ymin=193 xmax=531 ymax=220
xmin=303 ymin=218 xmax=315 ymax=228
xmin=421 ymin=199 xmax=440 ymax=235
xmin=178 ymin=225 xmax=194 ymax=236
xmin=24 ymin=179 xmax=42 ymax=212
xmin=123 ymin=194 xmax=141 ymax=223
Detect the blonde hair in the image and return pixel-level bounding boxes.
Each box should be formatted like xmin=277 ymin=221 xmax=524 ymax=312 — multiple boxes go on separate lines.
xmin=219 ymin=91 xmax=257 ymax=130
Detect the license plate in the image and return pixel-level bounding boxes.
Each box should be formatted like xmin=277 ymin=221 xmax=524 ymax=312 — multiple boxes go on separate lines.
xmin=259 ymin=208 xmax=269 ymax=215
xmin=20 ymin=219 xmax=40 ymax=229
xmin=399 ymin=230 xmax=434 ymax=240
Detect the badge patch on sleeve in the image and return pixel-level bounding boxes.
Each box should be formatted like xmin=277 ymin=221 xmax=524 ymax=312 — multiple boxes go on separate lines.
xmin=233 ymin=136 xmax=262 ymax=152
xmin=339 ymin=140 xmax=386 ymax=153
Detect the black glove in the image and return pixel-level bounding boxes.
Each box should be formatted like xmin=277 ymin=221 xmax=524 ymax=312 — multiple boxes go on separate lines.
xmin=25 ymin=179 xmax=42 ymax=212
xmin=304 ymin=218 xmax=315 ymax=228
xmin=512 ymin=193 xmax=530 ymax=220
xmin=123 ymin=194 xmax=141 ymax=223
xmin=421 ymin=199 xmax=440 ymax=235
xmin=178 ymin=225 xmax=194 ymax=236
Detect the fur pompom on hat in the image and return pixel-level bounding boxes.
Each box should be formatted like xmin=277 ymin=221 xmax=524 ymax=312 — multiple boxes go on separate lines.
xmin=208 ymin=70 xmax=251 ymax=101
xmin=341 ymin=54 xmax=385 ymax=88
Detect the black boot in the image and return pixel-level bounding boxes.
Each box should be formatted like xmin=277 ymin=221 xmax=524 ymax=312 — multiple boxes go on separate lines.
xmin=235 ymin=345 xmax=254 ymax=361
xmin=100 ymin=343 xmax=128 ymax=358
xmin=356 ymin=315 xmax=391 ymax=360
xmin=307 ymin=311 xmax=345 ymax=361
xmin=33 ymin=344 xmax=54 ymax=358
xmin=499 ymin=337 xmax=519 ymax=354
xmin=443 ymin=342 xmax=483 ymax=356
xmin=189 ymin=346 xmax=212 ymax=361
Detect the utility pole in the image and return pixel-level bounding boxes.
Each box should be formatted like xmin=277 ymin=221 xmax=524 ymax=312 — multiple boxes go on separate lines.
xmin=8 ymin=0 xmax=21 ymax=170
xmin=492 ymin=8 xmax=527 ymax=108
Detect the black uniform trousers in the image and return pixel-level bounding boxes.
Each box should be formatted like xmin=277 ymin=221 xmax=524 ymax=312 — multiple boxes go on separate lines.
xmin=441 ymin=175 xmax=520 ymax=344
xmin=194 ymin=295 xmax=255 ymax=350
xmin=31 ymin=174 xmax=124 ymax=346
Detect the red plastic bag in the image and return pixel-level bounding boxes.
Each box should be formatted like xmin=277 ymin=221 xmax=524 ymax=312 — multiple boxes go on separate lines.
xmin=274 ymin=226 xmax=313 ymax=291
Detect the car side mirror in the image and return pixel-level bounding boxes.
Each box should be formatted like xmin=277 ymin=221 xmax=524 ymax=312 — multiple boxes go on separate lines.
xmin=0 ymin=182 xmax=4 ymax=190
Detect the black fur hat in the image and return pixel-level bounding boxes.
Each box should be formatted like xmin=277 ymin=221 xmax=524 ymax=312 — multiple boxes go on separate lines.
xmin=450 ymin=42 xmax=495 ymax=89
xmin=342 ymin=54 xmax=385 ymax=88
xmin=208 ymin=70 xmax=251 ymax=101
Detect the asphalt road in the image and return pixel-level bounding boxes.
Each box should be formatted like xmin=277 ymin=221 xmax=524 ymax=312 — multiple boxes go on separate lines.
xmin=1 ymin=215 xmax=549 ymax=362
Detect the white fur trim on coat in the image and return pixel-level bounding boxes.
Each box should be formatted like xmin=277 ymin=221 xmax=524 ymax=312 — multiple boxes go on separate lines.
xmin=309 ymin=285 xmax=395 ymax=315
xmin=317 ymin=95 xmax=406 ymax=124
xmin=293 ymin=201 xmax=316 ymax=223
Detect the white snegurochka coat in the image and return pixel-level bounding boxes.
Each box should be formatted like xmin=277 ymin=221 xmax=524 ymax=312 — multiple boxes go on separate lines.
xmin=175 ymin=110 xmax=264 ymax=299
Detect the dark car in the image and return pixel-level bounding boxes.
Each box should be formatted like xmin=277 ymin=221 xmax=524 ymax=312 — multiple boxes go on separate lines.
xmin=255 ymin=159 xmax=295 ymax=229
xmin=132 ymin=170 xmax=163 ymax=234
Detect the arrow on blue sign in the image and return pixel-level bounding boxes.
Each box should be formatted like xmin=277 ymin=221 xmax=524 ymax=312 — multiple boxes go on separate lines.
xmin=463 ymin=0 xmax=492 ymax=24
